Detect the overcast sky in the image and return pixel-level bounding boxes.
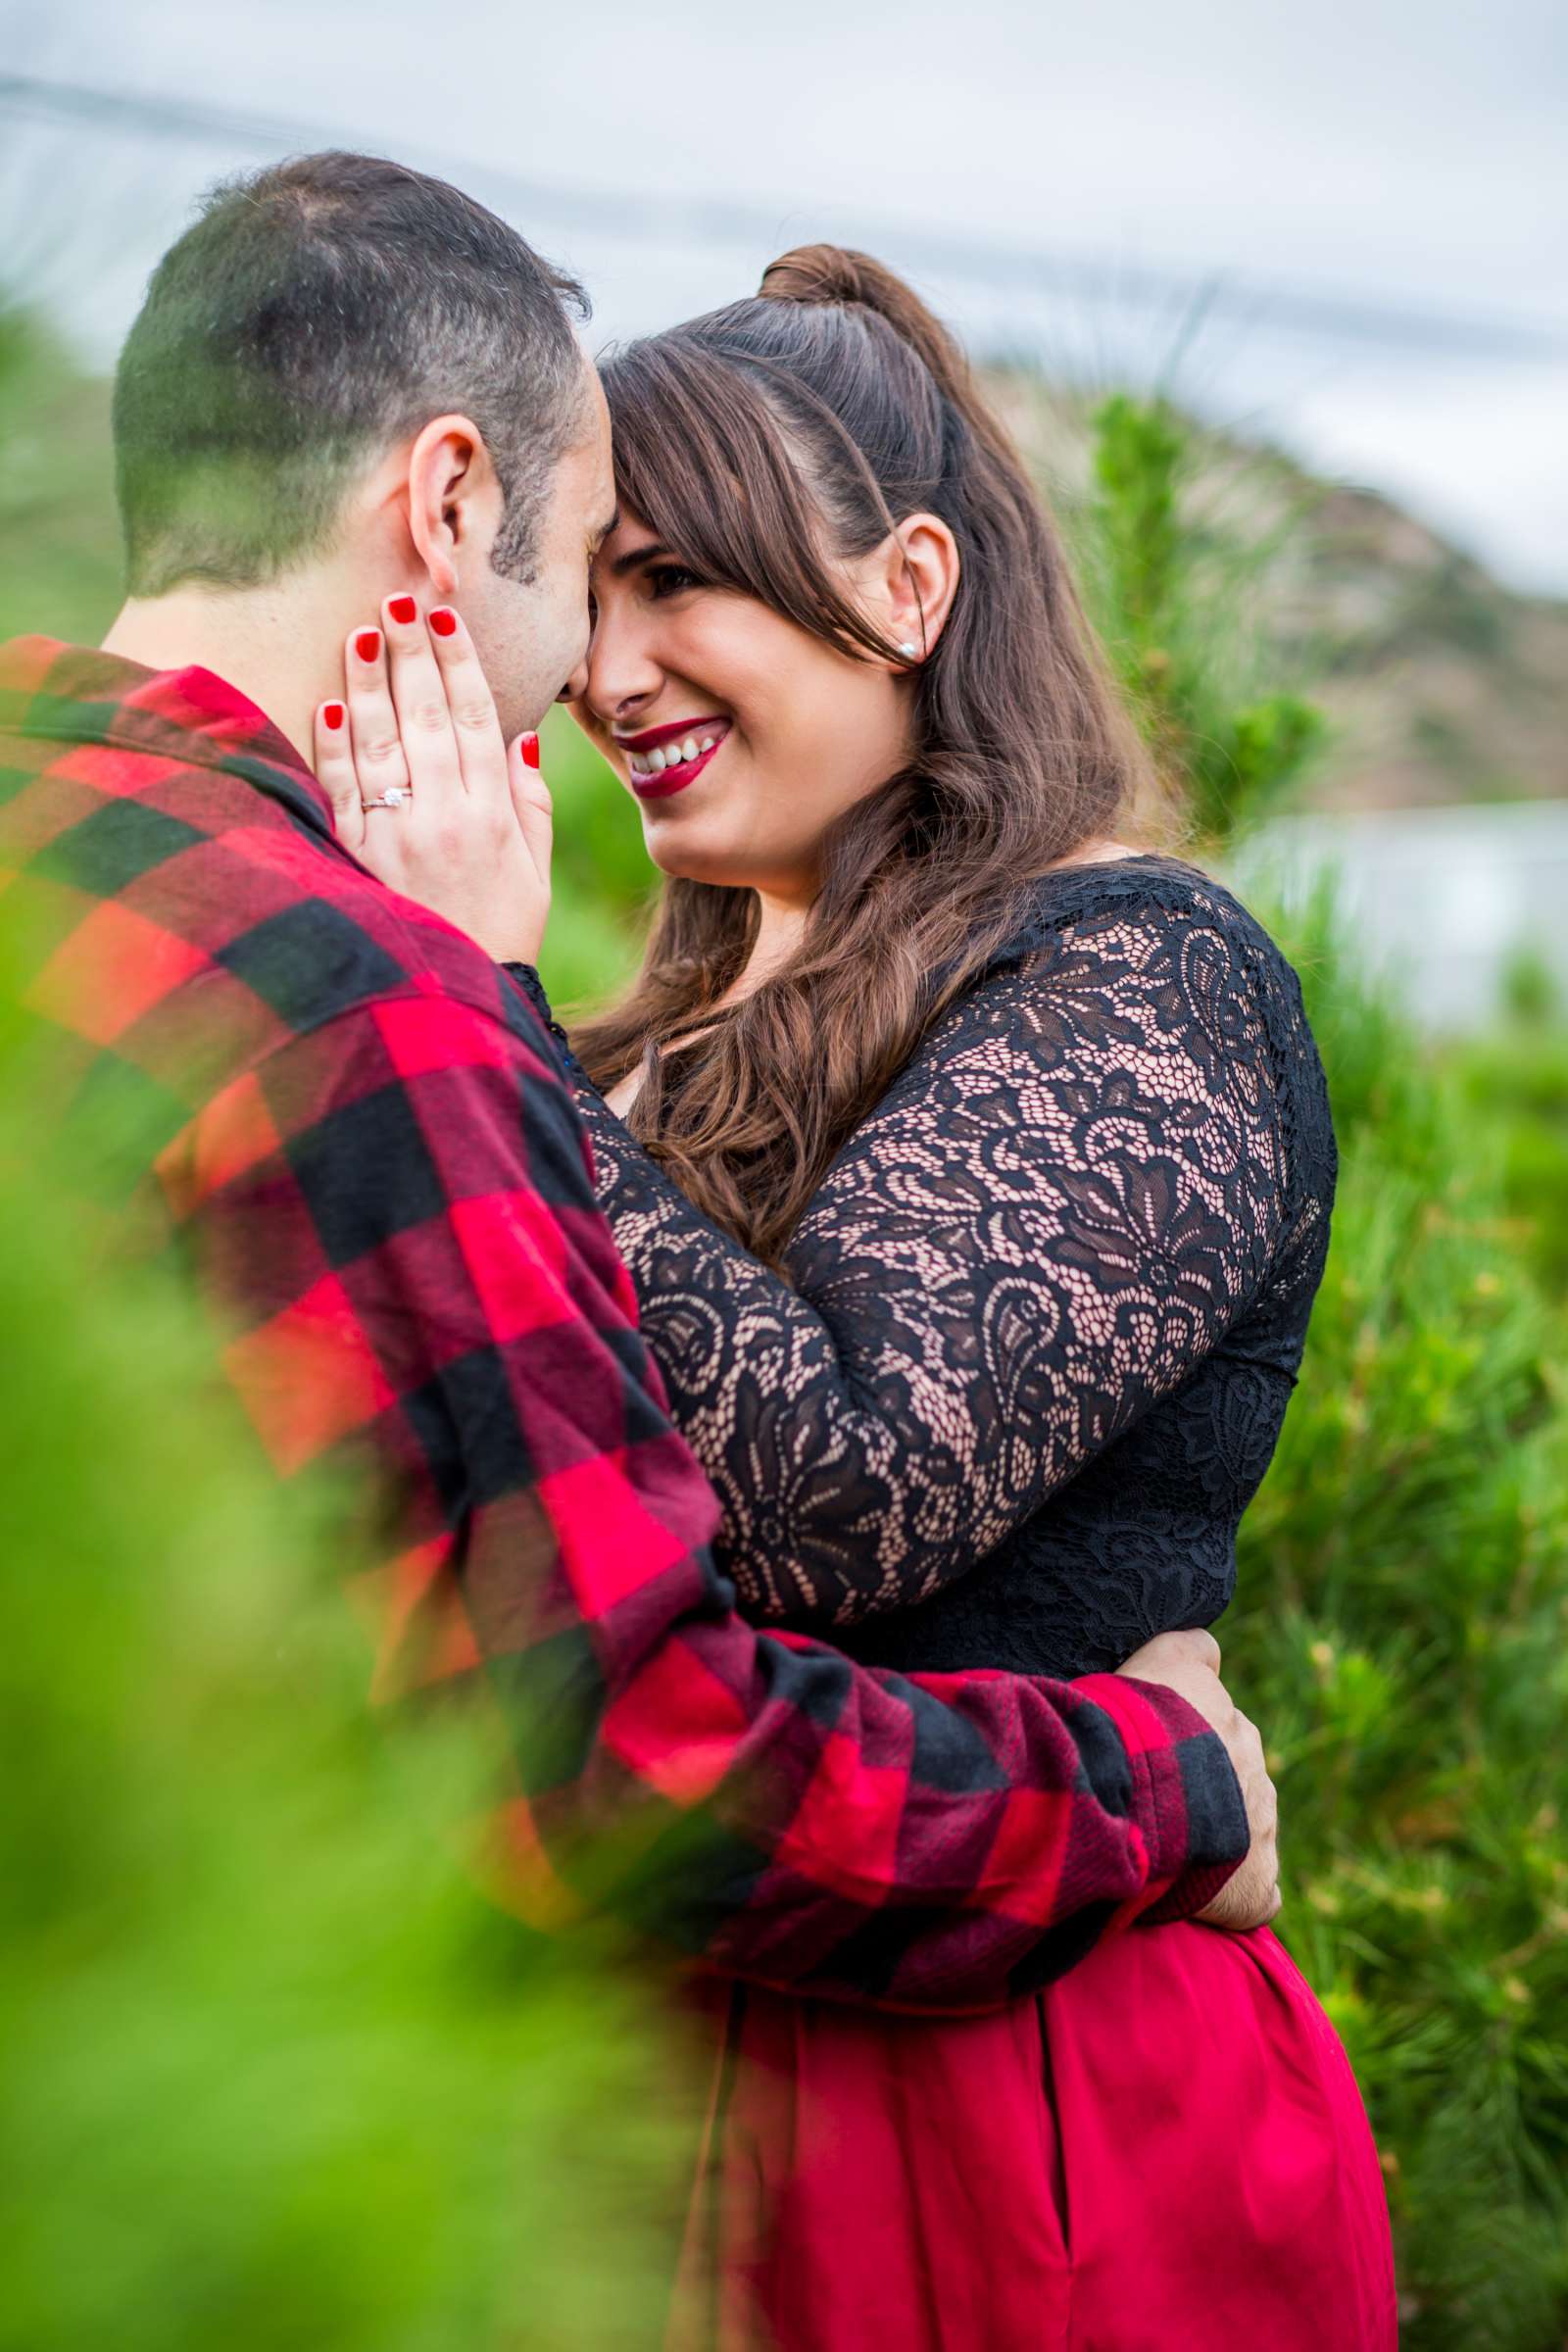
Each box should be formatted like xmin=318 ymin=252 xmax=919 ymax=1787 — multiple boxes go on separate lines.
xmin=5 ymin=0 xmax=1566 ymax=590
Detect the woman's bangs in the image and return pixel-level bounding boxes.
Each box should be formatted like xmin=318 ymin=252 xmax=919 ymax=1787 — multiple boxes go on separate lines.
xmin=600 ymin=336 xmax=902 ymax=662
xmin=602 ymin=344 xmax=760 ymax=597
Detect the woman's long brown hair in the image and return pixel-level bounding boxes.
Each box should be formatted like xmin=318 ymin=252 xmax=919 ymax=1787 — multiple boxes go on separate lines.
xmin=570 ymin=244 xmax=1152 ymax=1267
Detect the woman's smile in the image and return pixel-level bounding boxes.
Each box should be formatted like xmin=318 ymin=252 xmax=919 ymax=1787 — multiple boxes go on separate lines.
xmin=615 ymin=714 xmax=732 ymax=800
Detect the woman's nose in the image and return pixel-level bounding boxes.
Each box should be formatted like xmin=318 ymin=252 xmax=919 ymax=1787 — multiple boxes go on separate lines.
xmin=582 ymin=606 xmax=662 ymax=726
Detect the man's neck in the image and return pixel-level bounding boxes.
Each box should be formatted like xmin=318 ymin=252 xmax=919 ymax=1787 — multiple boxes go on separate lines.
xmin=102 ymin=573 xmax=374 ymax=772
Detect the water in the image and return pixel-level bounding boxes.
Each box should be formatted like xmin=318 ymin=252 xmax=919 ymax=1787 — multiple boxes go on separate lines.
xmin=1237 ymin=799 xmax=1568 ymax=1030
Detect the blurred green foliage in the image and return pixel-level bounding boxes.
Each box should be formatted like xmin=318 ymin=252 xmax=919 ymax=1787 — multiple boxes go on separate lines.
xmin=535 ymin=713 xmax=653 ymax=1011
xmin=1229 ymin=889 xmax=1568 ymax=2350
xmin=0 ymin=302 xmax=121 ymax=645
xmin=1085 ymin=397 xmax=1568 ymax=2348
xmin=1084 ymin=390 xmax=1326 ymax=839
xmin=5 ymin=297 xmax=1567 ymax=2349
xmin=1451 ymin=954 xmax=1568 ymax=1303
xmin=0 ymin=965 xmax=693 ymax=2348
xmin=0 ymin=300 xmax=690 ymax=2348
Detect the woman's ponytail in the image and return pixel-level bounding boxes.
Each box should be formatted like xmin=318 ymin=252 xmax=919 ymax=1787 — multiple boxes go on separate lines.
xmin=758 ymin=242 xmax=1017 ymax=473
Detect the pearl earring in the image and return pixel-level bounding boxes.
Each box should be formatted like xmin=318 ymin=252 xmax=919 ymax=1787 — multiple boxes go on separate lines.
xmin=899 ymin=641 xmax=918 ymax=660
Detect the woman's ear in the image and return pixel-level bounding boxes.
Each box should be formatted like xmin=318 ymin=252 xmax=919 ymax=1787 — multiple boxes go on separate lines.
xmin=881 ymin=512 xmax=960 ymax=663
xmin=404 ymin=414 xmax=502 ymax=601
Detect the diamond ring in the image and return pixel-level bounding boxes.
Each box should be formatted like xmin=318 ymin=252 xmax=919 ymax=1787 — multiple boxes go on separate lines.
xmin=363 ymin=786 xmax=412 ymax=811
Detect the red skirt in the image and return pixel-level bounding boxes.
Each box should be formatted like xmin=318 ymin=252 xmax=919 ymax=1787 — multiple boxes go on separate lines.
xmin=670 ymin=1921 xmax=1397 ymax=2351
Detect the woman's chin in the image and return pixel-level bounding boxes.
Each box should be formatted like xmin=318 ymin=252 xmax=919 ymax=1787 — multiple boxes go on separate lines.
xmin=642 ymin=830 xmax=752 ymax=889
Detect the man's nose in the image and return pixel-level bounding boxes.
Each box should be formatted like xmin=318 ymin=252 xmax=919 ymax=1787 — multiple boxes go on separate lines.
xmin=558 ymin=646 xmax=591 ymax=705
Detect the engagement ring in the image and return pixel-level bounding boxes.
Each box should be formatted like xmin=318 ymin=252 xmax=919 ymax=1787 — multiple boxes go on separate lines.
xmin=363 ymin=786 xmax=411 ymax=810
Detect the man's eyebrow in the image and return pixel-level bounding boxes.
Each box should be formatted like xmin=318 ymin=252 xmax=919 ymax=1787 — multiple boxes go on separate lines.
xmin=609 ymin=538 xmax=669 ymax=578
xmin=589 ymin=508 xmax=620 ymax=557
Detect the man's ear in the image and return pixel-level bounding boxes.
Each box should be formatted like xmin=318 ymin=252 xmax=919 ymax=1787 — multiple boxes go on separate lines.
xmin=404 ymin=414 xmax=502 ymax=600
xmin=879 ymin=512 xmax=960 ymax=663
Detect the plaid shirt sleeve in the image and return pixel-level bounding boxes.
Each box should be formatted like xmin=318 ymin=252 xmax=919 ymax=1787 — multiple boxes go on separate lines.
xmin=164 ymin=981 xmax=1249 ymax=2011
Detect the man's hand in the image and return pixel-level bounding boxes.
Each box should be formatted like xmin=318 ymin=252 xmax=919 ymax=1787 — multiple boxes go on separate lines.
xmin=1116 ymin=1628 xmax=1281 ymax=1931
xmin=314 ymin=596 xmax=553 ymax=966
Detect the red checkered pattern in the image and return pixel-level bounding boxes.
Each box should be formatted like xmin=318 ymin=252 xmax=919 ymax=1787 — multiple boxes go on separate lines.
xmin=0 ymin=636 xmax=1249 ymax=2010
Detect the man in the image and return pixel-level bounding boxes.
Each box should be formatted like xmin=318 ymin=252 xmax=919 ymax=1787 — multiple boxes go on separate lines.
xmin=0 ymin=151 xmax=1275 ymax=2010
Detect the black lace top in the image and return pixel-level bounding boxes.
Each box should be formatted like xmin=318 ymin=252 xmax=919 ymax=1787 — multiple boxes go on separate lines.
xmin=510 ymin=855 xmax=1336 ymax=1679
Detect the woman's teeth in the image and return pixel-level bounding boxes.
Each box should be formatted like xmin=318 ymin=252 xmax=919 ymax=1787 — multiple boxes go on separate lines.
xmin=628 ymin=731 xmax=717 ymax=778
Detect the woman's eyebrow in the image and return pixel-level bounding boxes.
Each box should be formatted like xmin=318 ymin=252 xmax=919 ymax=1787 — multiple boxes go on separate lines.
xmin=609 ymin=539 xmax=670 ymax=577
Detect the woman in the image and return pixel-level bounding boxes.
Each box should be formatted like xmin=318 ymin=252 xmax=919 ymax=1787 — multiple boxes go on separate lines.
xmin=318 ymin=248 xmax=1396 ymax=2349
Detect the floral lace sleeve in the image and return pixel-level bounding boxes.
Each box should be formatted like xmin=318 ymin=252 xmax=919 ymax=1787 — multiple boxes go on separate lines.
xmin=509 ymin=866 xmax=1298 ymax=1624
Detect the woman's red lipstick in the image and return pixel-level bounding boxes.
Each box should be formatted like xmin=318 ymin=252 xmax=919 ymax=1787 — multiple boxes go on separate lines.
xmin=616 ymin=717 xmax=730 ymax=802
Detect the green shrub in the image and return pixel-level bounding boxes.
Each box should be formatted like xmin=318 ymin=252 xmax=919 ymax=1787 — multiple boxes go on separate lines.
xmin=0 ymin=977 xmax=688 ymax=2349
xmin=1227 ymin=890 xmax=1568 ymax=2350
xmin=1449 ymin=957 xmax=1568 ymax=1303
xmin=536 ymin=711 xmax=654 ymax=1010
xmin=0 ymin=300 xmax=121 ymax=646
xmin=1083 ymin=390 xmax=1326 ymax=840
xmin=1085 ymin=393 xmax=1568 ymax=2349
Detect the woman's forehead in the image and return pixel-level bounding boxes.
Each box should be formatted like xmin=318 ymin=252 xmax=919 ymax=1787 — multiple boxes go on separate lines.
xmin=592 ymin=508 xmax=674 ymax=585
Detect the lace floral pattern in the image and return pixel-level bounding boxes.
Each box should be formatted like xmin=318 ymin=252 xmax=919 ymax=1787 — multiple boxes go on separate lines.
xmin=514 ymin=857 xmax=1336 ymax=1677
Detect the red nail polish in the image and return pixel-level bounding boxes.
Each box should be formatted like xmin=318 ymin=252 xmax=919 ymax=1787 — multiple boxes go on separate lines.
xmin=323 ymin=701 xmax=345 ymax=731
xmin=355 ymin=628 xmax=381 ymax=663
xmin=520 ymin=733 xmax=542 ymax=769
xmin=429 ymin=607 xmax=458 ymax=637
xmin=388 ymin=595 xmax=417 ymax=625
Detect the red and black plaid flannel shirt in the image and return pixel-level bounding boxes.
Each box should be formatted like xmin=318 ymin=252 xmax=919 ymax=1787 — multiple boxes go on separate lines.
xmin=0 ymin=636 xmax=1249 ymax=2010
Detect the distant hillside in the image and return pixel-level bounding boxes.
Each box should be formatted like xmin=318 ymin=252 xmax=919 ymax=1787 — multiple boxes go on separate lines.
xmin=991 ymin=370 xmax=1568 ymax=813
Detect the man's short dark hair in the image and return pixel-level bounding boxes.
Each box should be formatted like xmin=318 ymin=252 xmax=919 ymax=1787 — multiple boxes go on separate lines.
xmin=113 ymin=151 xmax=591 ymax=596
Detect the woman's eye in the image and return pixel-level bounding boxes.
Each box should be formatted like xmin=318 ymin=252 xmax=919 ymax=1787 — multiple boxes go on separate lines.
xmin=647 ymin=564 xmax=700 ymax=600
